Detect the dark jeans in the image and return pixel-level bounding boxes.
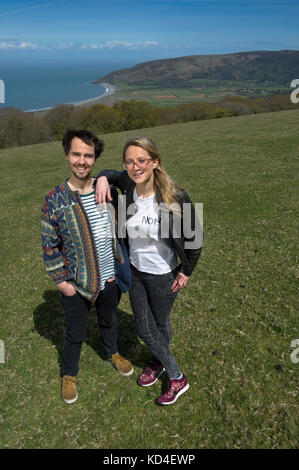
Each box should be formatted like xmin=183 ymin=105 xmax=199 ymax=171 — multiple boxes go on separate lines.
xmin=61 ymin=281 xmax=121 ymax=377
xmin=129 ymin=264 xmax=181 ymax=379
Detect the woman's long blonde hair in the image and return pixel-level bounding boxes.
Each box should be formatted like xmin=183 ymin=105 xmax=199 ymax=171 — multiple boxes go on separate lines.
xmin=122 ymin=136 xmax=181 ymax=212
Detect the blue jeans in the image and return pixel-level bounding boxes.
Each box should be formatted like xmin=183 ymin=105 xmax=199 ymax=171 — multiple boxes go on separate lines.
xmin=129 ymin=264 xmax=181 ymax=379
xmin=61 ymin=281 xmax=121 ymax=376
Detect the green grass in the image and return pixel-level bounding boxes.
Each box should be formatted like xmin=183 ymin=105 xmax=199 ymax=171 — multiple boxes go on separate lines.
xmin=112 ymin=82 xmax=239 ymax=107
xmin=0 ymin=109 xmax=298 ymax=449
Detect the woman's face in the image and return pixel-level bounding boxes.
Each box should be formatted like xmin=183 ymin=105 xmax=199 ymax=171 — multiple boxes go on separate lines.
xmin=124 ymin=145 xmax=158 ymax=185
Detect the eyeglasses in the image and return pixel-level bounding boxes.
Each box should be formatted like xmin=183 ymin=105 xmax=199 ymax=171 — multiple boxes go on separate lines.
xmin=123 ymin=158 xmax=154 ymax=169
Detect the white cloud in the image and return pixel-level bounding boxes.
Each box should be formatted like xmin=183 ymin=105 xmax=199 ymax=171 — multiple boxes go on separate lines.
xmin=82 ymin=40 xmax=161 ymax=50
xmin=57 ymin=41 xmax=75 ymax=50
xmin=0 ymin=40 xmax=43 ymax=50
xmin=0 ymin=39 xmax=182 ymax=52
xmin=19 ymin=41 xmax=40 ymax=50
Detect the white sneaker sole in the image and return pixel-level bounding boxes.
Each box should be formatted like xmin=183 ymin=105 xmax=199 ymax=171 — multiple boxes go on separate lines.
xmin=157 ymin=383 xmax=190 ymax=405
xmin=108 ymin=360 xmax=134 ymax=376
xmin=62 ymin=393 xmax=78 ymax=404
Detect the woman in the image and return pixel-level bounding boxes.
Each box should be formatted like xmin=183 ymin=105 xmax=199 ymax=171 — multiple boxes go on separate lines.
xmin=95 ymin=136 xmax=202 ymax=405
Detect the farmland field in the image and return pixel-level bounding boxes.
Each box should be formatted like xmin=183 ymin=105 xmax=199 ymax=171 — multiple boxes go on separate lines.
xmin=106 ymin=80 xmax=291 ymax=107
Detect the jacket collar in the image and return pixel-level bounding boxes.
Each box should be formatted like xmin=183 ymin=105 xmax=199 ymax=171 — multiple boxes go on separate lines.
xmin=62 ymin=178 xmax=96 ymax=200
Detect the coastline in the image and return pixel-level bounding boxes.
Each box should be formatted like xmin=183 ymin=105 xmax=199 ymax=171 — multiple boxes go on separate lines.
xmin=26 ymin=82 xmax=118 ymax=113
xmin=76 ymin=82 xmax=118 ymax=107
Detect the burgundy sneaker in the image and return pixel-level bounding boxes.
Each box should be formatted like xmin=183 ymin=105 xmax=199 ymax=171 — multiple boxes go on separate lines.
xmin=156 ymin=375 xmax=189 ymax=405
xmin=137 ymin=363 xmax=165 ymax=387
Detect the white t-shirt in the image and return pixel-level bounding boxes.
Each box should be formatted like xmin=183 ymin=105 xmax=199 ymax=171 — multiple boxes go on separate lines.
xmin=126 ymin=188 xmax=178 ymax=274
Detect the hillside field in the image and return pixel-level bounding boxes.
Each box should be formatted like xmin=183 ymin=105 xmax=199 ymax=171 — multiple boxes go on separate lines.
xmin=96 ymin=80 xmax=291 ymax=108
xmin=102 ymin=81 xmax=242 ymax=107
xmin=0 ymin=109 xmax=298 ymax=450
xmin=95 ymin=51 xmax=298 ymax=107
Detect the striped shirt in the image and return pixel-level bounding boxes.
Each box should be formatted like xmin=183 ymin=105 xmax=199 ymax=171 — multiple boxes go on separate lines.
xmin=80 ymin=191 xmax=115 ymax=291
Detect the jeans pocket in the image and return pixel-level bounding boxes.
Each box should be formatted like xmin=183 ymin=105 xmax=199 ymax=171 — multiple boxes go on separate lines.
xmin=163 ymin=270 xmax=177 ymax=297
xmin=168 ymin=266 xmax=179 ymax=282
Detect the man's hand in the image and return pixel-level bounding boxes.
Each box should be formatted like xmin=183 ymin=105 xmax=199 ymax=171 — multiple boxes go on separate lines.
xmin=95 ymin=176 xmax=111 ymax=206
xmin=171 ymin=272 xmax=189 ymax=292
xmin=57 ymin=281 xmax=77 ymax=296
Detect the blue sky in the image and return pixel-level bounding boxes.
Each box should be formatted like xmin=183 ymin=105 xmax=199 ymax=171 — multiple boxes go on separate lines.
xmin=0 ymin=0 xmax=298 ymax=63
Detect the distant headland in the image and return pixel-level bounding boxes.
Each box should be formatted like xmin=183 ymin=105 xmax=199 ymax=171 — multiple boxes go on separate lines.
xmin=93 ymin=50 xmax=299 ymax=88
xmin=89 ymin=50 xmax=299 ymax=107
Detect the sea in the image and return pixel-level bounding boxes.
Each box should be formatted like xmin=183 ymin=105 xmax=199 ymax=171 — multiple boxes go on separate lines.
xmin=0 ymin=61 xmax=130 ymax=112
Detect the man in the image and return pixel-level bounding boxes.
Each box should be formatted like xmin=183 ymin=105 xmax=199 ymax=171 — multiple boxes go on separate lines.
xmin=41 ymin=129 xmax=133 ymax=404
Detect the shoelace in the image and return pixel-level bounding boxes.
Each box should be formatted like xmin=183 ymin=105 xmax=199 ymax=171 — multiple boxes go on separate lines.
xmin=111 ymin=354 xmax=124 ymax=365
xmin=64 ymin=375 xmax=77 ymax=384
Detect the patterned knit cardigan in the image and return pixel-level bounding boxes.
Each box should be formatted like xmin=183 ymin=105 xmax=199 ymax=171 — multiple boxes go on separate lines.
xmin=41 ymin=180 xmax=131 ymax=302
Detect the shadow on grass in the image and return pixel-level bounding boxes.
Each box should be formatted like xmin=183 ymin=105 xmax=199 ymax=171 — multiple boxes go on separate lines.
xmin=33 ymin=290 xmax=148 ymax=374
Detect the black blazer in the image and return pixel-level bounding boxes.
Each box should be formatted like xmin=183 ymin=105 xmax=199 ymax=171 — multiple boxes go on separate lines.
xmin=96 ymin=169 xmax=202 ymax=277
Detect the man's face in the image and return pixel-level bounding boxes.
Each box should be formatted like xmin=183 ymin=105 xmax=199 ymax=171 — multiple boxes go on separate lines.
xmin=66 ymin=137 xmax=96 ymax=181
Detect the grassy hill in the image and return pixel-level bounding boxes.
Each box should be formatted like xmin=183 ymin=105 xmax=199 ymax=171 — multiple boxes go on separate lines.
xmin=93 ymin=50 xmax=299 ymax=106
xmin=0 ymin=109 xmax=298 ymax=449
xmin=95 ymin=50 xmax=299 ymax=87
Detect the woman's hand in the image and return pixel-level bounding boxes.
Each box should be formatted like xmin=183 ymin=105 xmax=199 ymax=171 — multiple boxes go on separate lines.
xmin=171 ymin=272 xmax=189 ymax=292
xmin=95 ymin=176 xmax=111 ymax=206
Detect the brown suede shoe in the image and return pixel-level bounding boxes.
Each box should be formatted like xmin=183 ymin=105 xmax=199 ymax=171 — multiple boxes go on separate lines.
xmin=107 ymin=353 xmax=134 ymax=376
xmin=61 ymin=375 xmax=78 ymax=404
